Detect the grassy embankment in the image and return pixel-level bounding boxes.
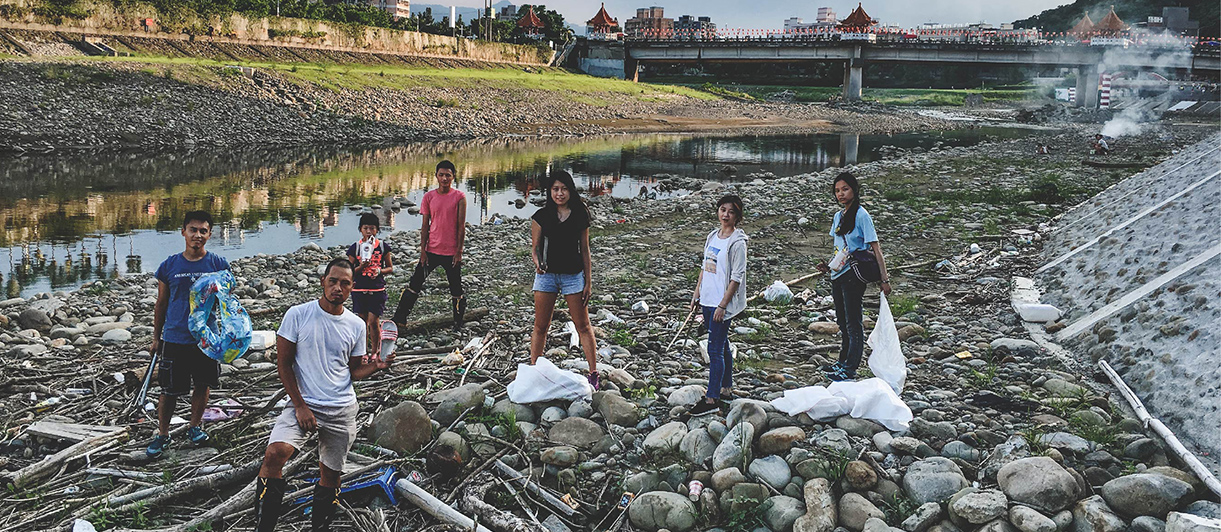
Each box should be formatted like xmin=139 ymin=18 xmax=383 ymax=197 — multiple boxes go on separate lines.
xmin=26 ymin=53 xmax=719 ymax=105
xmin=694 ymin=83 xmax=1047 ymax=106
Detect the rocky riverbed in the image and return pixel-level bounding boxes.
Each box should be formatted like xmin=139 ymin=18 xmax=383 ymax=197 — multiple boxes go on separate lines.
xmin=0 ymin=59 xmax=964 ymax=152
xmin=1 ymin=125 xmax=1218 ymax=532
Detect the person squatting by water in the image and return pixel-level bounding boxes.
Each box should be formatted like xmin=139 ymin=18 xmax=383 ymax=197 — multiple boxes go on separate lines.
xmin=346 ymin=213 xmax=394 ymax=357
xmin=528 ymin=171 xmax=600 ymax=389
xmin=146 ymin=211 xmax=231 ymax=457
xmin=687 ymin=195 xmax=748 ymax=417
xmin=253 ymin=258 xmax=395 ymax=532
xmin=817 ymin=172 xmax=892 ymax=381
xmin=390 ymin=160 xmax=468 ymax=331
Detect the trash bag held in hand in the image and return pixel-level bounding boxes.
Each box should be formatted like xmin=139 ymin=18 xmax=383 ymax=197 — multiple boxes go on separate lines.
xmin=188 ymin=270 xmax=252 ymax=364
xmin=507 ymin=358 xmax=593 ymax=403
xmin=867 ymin=293 xmax=907 ymax=394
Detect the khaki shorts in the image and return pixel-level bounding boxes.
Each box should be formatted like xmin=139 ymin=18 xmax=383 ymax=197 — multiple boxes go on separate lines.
xmin=269 ymin=402 xmax=359 ymax=473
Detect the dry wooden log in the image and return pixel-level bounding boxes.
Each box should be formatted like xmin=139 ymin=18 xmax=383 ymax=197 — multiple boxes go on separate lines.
xmin=492 ymin=460 xmax=577 ymax=517
xmin=1 ymin=427 xmax=128 ymax=489
xmin=395 ymin=479 xmax=494 ymax=532
xmin=108 ymin=457 xmax=262 ymax=512
xmin=397 ymin=307 xmax=489 ymax=336
xmin=457 ymin=473 xmax=548 ymax=532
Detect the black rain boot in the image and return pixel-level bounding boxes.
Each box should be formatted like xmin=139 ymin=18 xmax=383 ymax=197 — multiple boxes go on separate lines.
xmin=253 ymin=477 xmax=287 ymax=532
xmin=391 ymin=288 xmax=419 ymax=325
xmin=452 ymin=296 xmax=467 ymax=331
xmin=310 ymin=484 xmax=340 ymax=532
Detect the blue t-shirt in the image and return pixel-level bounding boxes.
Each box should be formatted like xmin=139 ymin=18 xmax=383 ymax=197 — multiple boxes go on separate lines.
xmin=829 ymin=207 xmax=878 ymax=280
xmin=155 ymin=252 xmax=231 ymax=344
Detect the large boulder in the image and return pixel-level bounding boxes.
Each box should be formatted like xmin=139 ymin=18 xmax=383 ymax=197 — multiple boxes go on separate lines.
xmin=902 ymin=457 xmax=970 ymax=505
xmin=712 ymin=422 xmax=754 ymax=471
xmin=765 ymin=495 xmax=807 ymax=532
xmin=727 ymin=401 xmax=769 ymax=435
xmin=491 ymin=399 xmax=537 ymax=424
xmin=749 ymin=455 xmax=793 ymax=490
xmin=628 ymin=491 xmax=698 ymax=532
xmin=369 ymin=401 xmax=432 ymax=454
xmin=839 ymin=492 xmax=885 ymax=532
xmin=680 ymin=428 xmax=718 ymax=465
xmin=1072 ymin=495 xmax=1126 ymax=532
xmin=426 ymin=383 xmax=486 ymax=426
xmin=643 ymin=421 xmax=688 ymax=454
xmin=1166 ymin=512 xmax=1221 ymax=532
xmin=1009 ymin=505 xmax=1058 ymax=532
xmin=1100 ymin=474 xmax=1194 ymax=519
xmin=998 ymin=457 xmax=1082 ymax=512
xmin=794 ymin=478 xmax=837 ymax=532
xmin=540 ymin=446 xmax=579 ymax=467
xmin=712 ymin=467 xmax=748 ymax=493
xmin=667 ymin=385 xmax=707 ymax=407
xmin=901 ymin=502 xmax=944 ymax=532
xmin=17 ymin=308 xmax=52 ymax=332
xmin=950 ymin=489 xmax=1009 ymax=525
xmin=592 ymin=391 xmax=640 ymax=427
xmin=548 ymin=417 xmax=605 ymax=448
xmin=759 ymin=427 xmax=807 ymax=456
xmin=845 ymin=460 xmax=879 ymax=491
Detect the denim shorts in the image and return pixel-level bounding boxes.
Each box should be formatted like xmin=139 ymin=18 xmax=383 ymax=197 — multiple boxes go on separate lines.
xmin=533 ymin=271 xmax=586 ymax=295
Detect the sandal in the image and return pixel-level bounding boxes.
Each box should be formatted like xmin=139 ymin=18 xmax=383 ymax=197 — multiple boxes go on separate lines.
xmin=376 ymin=320 xmax=398 ymax=363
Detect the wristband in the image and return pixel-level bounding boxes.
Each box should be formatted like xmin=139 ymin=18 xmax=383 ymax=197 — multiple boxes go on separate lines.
xmin=717 ymin=305 xmax=726 ymax=310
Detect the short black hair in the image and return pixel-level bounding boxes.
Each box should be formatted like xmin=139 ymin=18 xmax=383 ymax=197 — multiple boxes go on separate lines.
xmin=182 ymin=211 xmax=213 ymax=230
xmin=321 ymin=258 xmax=354 ymax=279
xmin=358 ymin=213 xmax=380 ymax=229
xmin=436 ymin=160 xmax=456 ymax=174
xmin=717 ymin=194 xmax=744 ymax=223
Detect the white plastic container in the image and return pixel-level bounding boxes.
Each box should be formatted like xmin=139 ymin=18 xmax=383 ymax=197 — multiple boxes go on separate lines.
xmin=249 ymin=330 xmax=276 ymax=351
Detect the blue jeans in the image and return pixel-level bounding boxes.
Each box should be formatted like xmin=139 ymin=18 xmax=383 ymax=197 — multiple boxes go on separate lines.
xmin=702 ymin=305 xmax=733 ymax=399
xmin=832 ymin=273 xmax=867 ymax=372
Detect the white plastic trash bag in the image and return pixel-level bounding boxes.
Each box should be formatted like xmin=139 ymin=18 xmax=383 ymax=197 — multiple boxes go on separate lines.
xmin=1014 ymin=303 xmax=1062 ymax=323
xmin=699 ymin=339 xmax=737 ymax=364
xmin=867 ymin=293 xmax=907 ymax=394
xmin=828 ymin=378 xmax=913 ymax=432
xmin=771 ymin=386 xmax=851 ymax=421
xmin=507 ymin=357 xmax=593 ymax=404
xmin=763 ymin=280 xmax=794 ymax=304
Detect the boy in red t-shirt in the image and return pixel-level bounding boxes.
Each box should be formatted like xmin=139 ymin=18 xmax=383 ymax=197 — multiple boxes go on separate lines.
xmin=346 ymin=213 xmax=394 ymax=354
xmin=391 ymin=160 xmax=468 ymax=331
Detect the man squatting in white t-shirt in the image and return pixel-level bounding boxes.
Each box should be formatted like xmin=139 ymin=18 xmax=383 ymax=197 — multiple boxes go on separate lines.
xmin=251 ymin=258 xmax=396 ymax=532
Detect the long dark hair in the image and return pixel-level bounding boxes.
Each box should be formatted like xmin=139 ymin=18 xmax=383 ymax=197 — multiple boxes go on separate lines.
xmin=542 ymin=170 xmax=590 ymax=221
xmin=833 ymin=172 xmax=862 ymax=237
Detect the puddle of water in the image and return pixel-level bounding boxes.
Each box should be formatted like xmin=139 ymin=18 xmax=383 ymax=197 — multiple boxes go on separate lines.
xmin=0 ymin=127 xmax=1039 ymax=297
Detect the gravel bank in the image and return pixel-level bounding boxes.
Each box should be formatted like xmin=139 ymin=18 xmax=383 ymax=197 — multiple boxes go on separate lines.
xmin=2 ymin=124 xmax=1218 ymax=531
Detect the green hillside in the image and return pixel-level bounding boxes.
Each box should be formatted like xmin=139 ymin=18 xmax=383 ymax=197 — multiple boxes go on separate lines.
xmin=1013 ymin=0 xmax=1218 ymax=38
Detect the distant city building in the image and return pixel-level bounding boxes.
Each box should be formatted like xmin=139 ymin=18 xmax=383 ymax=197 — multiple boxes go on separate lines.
xmin=674 ymin=15 xmax=715 ymax=39
xmin=783 ymin=6 xmax=837 ymax=33
xmin=368 ymin=0 xmax=409 ymax=19
xmin=586 ymin=3 xmax=620 ymax=35
xmin=817 ymin=7 xmax=836 ymax=24
xmin=499 ymin=4 xmax=517 ymax=18
xmin=625 ymin=6 xmax=673 ymax=37
xmin=1136 ymin=6 xmax=1199 ymax=37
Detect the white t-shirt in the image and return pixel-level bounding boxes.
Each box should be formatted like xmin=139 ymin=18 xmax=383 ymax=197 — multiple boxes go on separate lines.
xmin=277 ymin=300 xmax=366 ymax=408
xmin=699 ymin=233 xmax=731 ymax=308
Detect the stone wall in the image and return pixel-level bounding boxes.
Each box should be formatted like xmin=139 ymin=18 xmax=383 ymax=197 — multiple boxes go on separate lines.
xmin=0 ymin=0 xmax=552 ymax=64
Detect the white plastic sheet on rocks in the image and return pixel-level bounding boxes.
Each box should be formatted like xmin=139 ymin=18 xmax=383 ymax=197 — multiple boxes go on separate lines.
xmin=506 ymin=357 xmax=594 ymax=404
xmin=771 ymin=378 xmax=913 ymax=432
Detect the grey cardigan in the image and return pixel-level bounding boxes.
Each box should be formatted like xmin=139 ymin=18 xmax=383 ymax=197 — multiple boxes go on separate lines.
xmin=703 ymin=227 xmax=749 ymax=319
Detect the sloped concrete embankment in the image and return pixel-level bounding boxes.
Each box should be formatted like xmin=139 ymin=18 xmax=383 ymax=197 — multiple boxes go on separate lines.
xmin=1035 ymin=133 xmax=1221 ymax=462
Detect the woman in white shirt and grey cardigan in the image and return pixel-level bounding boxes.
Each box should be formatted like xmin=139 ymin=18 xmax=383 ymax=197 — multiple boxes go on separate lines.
xmin=687 ymin=194 xmax=748 ymax=417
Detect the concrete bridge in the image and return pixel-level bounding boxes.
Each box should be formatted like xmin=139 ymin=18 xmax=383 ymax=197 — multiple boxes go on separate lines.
xmin=613 ymin=39 xmax=1221 ymax=107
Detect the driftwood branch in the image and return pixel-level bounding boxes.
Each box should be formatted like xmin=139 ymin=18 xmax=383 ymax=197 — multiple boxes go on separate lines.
xmin=108 ymin=457 xmax=262 ymax=512
xmin=457 ymin=473 xmax=547 ymax=532
xmin=395 ymin=479 xmax=494 ymax=532
xmin=492 ymin=459 xmax=577 ymax=517
xmin=1 ymin=428 xmax=128 ymax=489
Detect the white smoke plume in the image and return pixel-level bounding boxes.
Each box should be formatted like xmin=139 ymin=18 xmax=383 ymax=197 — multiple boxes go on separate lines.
xmin=1101 ymin=105 xmax=1157 ymax=137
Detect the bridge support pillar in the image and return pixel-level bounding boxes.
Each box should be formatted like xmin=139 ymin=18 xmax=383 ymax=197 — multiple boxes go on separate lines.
xmin=839 ymin=133 xmax=859 ymax=165
xmin=843 ymin=48 xmax=863 ymax=101
xmin=1076 ymin=64 xmax=1099 ymax=108
xmin=625 ymin=58 xmax=639 ymax=82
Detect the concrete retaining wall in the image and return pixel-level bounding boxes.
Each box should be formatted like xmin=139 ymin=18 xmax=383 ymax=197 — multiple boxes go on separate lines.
xmin=1036 ymin=134 xmax=1221 ymax=461
xmin=579 ymin=57 xmax=625 ymax=79
xmin=0 ymin=0 xmax=550 ymax=64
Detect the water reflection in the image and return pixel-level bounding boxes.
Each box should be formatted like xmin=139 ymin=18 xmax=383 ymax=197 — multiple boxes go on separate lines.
xmin=0 ymin=128 xmax=1032 ymax=296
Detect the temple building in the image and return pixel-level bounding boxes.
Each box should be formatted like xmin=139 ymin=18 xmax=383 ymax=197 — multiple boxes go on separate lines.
xmin=586 ymin=3 xmax=620 ymax=35
xmin=1093 ymin=6 xmax=1129 ymax=33
xmin=516 ymin=6 xmax=544 ymax=35
xmin=1069 ymin=13 xmax=1095 ymax=35
xmin=837 ymin=2 xmax=877 ymax=29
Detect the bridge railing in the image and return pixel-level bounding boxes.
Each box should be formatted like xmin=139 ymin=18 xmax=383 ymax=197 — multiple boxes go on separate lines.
xmin=622 ymin=27 xmax=1219 ymax=51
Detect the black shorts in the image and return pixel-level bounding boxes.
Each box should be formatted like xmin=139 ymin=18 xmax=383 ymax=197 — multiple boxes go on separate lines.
xmin=351 ymin=291 xmax=388 ymax=316
xmin=158 ymin=341 xmax=220 ymax=397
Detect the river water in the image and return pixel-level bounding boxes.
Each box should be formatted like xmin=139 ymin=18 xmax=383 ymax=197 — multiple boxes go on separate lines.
xmin=0 ymin=127 xmax=1035 ymax=297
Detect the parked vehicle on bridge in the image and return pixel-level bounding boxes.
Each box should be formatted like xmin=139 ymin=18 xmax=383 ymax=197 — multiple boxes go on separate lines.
xmin=1088 ymin=37 xmax=1131 ymax=48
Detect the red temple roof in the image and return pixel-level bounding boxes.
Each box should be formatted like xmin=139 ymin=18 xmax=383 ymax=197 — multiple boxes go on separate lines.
xmin=587 ymin=3 xmax=618 ymax=29
xmin=1094 ymin=6 xmax=1128 ymax=32
xmin=1069 ymin=13 xmax=1094 ymax=34
xmin=517 ymin=6 xmax=543 ymax=29
xmin=838 ymin=3 xmax=877 ymax=29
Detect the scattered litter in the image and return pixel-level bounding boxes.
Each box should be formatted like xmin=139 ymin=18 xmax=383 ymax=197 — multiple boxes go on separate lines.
xmin=631 ymin=301 xmax=649 ymax=313
xmin=763 ymin=280 xmax=794 ymax=304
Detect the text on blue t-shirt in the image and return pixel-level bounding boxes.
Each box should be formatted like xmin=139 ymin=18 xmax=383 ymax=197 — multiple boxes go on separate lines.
xmin=829 ymin=207 xmax=878 ymax=280
xmin=155 ymin=252 xmax=231 ymax=344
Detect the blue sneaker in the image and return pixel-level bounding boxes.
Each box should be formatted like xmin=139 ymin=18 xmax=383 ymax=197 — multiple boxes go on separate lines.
xmin=822 ymin=361 xmax=844 ymax=374
xmin=146 ymin=434 xmax=171 ymax=457
xmin=827 ymin=367 xmax=857 ymax=382
xmin=187 ymin=426 xmax=210 ymax=444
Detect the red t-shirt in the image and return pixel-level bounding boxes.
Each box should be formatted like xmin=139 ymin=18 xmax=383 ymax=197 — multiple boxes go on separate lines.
xmin=421 ymin=188 xmax=465 ymax=256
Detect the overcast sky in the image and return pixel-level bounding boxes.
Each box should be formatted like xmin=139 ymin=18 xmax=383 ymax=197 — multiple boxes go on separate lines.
xmin=469 ymin=0 xmax=1073 ymax=30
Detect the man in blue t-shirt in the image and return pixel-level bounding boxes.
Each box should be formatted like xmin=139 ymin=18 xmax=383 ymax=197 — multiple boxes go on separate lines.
xmin=146 ymin=211 xmax=231 ymax=458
